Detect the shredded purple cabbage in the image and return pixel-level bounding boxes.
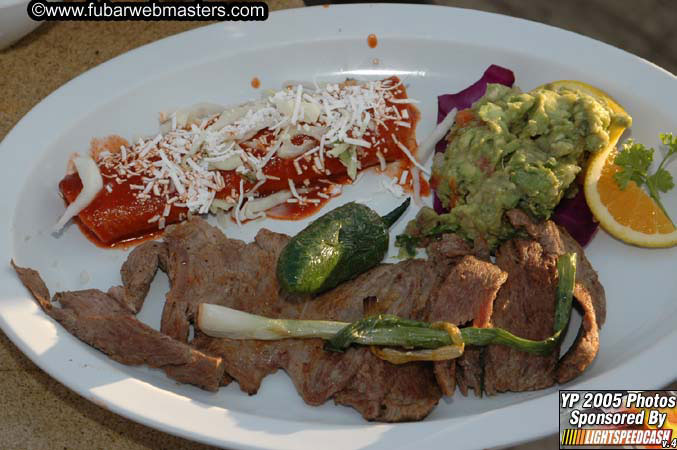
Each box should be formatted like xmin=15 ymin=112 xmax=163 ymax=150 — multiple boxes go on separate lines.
xmin=552 ymin=189 xmax=599 ymax=246
xmin=432 ymin=64 xmax=597 ymax=246
xmin=436 ymin=64 xmax=516 ymax=125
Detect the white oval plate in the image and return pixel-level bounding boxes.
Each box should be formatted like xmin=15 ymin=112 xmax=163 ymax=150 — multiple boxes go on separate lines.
xmin=2 ymin=4 xmax=677 ymax=449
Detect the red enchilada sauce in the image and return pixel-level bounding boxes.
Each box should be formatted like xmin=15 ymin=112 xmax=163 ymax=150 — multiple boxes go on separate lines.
xmin=58 ymin=76 xmax=426 ymax=247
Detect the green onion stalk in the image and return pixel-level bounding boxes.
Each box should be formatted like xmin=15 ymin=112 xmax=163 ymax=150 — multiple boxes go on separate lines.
xmin=198 ymin=253 xmax=577 ymax=363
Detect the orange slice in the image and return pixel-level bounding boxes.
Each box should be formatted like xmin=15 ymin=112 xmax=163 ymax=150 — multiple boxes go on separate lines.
xmin=548 ymin=81 xmax=677 ymax=247
xmin=585 ymin=146 xmax=677 ymax=247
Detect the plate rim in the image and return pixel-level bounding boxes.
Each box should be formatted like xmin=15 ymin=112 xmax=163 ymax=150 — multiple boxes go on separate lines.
xmin=1 ymin=4 xmax=676 ymax=449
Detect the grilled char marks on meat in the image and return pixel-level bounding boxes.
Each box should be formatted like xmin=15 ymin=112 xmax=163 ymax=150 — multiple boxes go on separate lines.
xmin=505 ymin=209 xmax=605 ymax=384
xmin=11 ymin=261 xmax=225 ymax=391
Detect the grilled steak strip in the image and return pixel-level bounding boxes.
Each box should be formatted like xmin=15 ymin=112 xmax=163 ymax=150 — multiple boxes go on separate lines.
xmin=506 ymin=209 xmax=605 ymax=383
xmin=11 ymin=261 xmax=225 ymax=391
xmin=160 ymin=220 xmax=288 ymax=343
xmin=12 ymin=206 xmax=604 ymax=419
xmin=483 ymin=239 xmax=560 ymax=394
xmin=157 ymin=219 xmax=443 ymax=421
xmin=10 ymin=262 xmax=51 ymax=310
xmin=425 ymin=256 xmax=508 ymax=396
xmin=427 ymin=256 xmax=507 ymax=329
xmin=456 ymin=348 xmax=483 ymax=396
xmin=557 ymin=284 xmax=600 ymax=384
xmin=118 ymin=241 xmax=168 ymax=313
xmin=333 ymin=351 xmax=441 ymax=422
xmin=424 ymin=237 xmax=506 ymax=397
xmin=313 ymin=262 xmax=442 ymax=420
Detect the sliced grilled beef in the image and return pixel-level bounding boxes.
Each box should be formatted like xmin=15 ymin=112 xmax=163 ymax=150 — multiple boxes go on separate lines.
xmin=108 ymin=241 xmax=168 ymax=314
xmin=427 ymin=256 xmax=507 ymax=329
xmin=11 ymin=261 xmax=225 ymax=391
xmin=479 ymin=210 xmax=606 ymax=393
xmin=506 ymin=209 xmax=605 ymax=384
xmin=12 ymin=209 xmax=604 ymax=420
xmin=483 ymin=239 xmax=560 ymax=394
xmin=425 ymin=256 xmax=507 ymax=396
xmin=424 ymin=234 xmax=495 ymax=397
xmin=167 ymin=219 xmax=444 ymax=421
xmin=456 ymin=348 xmax=483 ymax=396
xmin=333 ymin=351 xmax=441 ymax=422
xmin=160 ymin=219 xmax=289 ymax=343
xmin=426 ymin=233 xmax=473 ymax=263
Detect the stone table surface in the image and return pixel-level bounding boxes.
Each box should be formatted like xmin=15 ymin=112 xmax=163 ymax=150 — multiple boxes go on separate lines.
xmin=1 ymin=1 xmax=674 ymax=449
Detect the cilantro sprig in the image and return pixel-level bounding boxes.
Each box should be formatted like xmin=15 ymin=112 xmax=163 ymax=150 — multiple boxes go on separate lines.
xmin=614 ymin=133 xmax=677 ymax=226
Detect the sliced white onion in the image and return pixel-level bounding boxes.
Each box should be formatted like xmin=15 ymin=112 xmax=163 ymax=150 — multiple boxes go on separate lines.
xmin=208 ymin=100 xmax=268 ymax=132
xmin=301 ymin=102 xmax=321 ymax=123
xmin=271 ymin=98 xmax=294 ymax=117
xmin=411 ymin=166 xmax=422 ymax=206
xmin=197 ymin=303 xmax=347 ymax=340
xmin=207 ymin=154 xmax=243 ymax=171
xmin=417 ymin=109 xmax=457 ymax=164
xmin=302 ymin=125 xmax=329 ymax=141
xmin=235 ymin=109 xmax=281 ymax=142
xmin=160 ymin=102 xmax=225 ymax=132
xmin=277 ymin=136 xmax=316 ymax=159
xmin=272 ymin=98 xmax=322 ymax=124
xmin=242 ymin=191 xmax=292 ymax=219
xmin=280 ymin=80 xmax=326 ymax=92
xmin=209 ymin=198 xmax=236 ymax=215
xmin=284 ymin=125 xmax=327 ymax=142
xmin=187 ymin=132 xmax=205 ymax=156
xmin=185 ymin=102 xmax=225 ymax=124
xmin=53 ymin=155 xmax=103 ymax=233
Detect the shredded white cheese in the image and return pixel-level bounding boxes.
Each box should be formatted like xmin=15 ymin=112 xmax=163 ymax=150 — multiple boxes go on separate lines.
xmin=90 ymin=77 xmax=420 ymax=229
xmin=288 ymin=179 xmax=301 ymax=200
xmin=411 ymin=167 xmax=421 ymax=205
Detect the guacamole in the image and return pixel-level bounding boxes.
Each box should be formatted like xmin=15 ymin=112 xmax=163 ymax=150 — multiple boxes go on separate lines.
xmin=406 ymin=83 xmax=632 ymax=250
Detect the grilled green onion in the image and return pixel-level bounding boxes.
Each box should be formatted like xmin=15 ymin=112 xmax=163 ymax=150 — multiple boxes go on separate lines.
xmin=198 ymin=253 xmax=576 ymax=363
xmin=197 ymin=304 xmax=348 ymax=340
